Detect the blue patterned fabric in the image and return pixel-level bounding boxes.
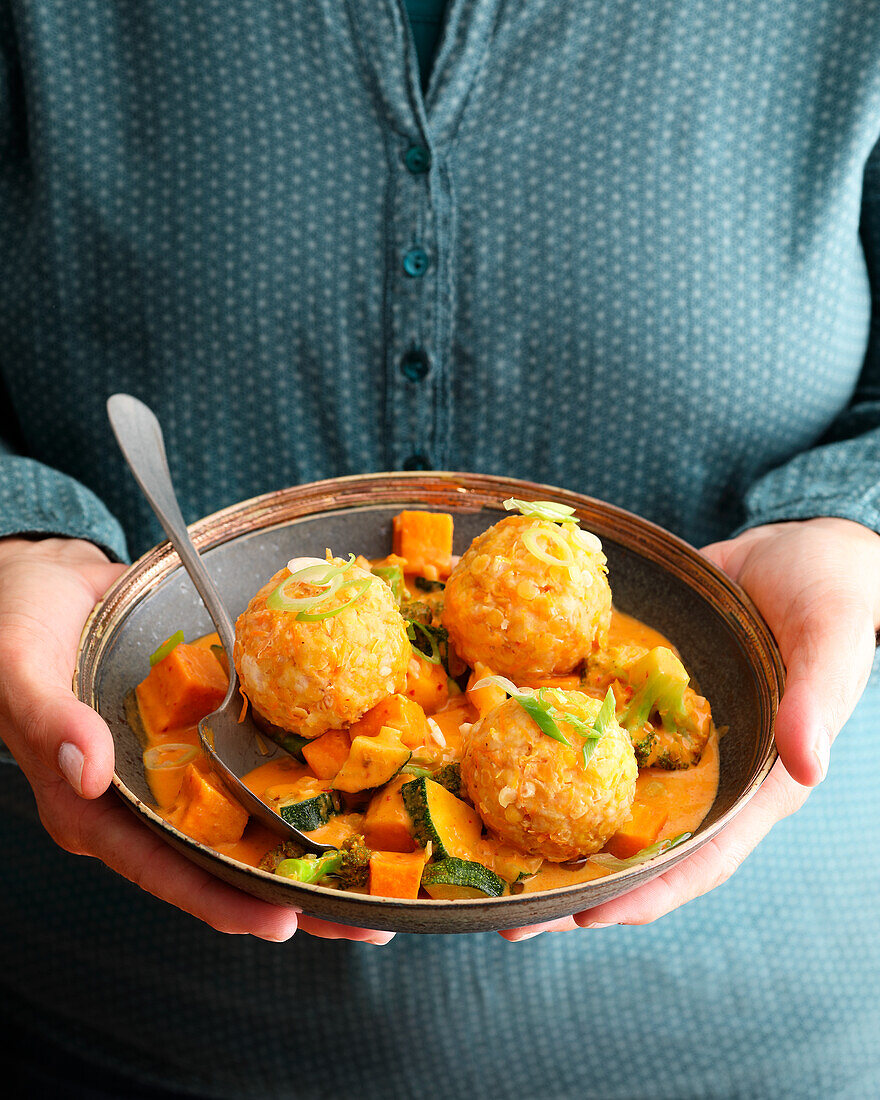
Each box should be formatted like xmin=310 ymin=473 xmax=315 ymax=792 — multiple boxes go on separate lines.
xmin=403 ymin=0 xmax=448 ymax=88
xmin=0 ymin=2 xmax=879 ymax=1096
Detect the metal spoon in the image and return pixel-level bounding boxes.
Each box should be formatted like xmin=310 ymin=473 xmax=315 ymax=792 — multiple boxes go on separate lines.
xmin=107 ymin=393 xmax=333 ymax=853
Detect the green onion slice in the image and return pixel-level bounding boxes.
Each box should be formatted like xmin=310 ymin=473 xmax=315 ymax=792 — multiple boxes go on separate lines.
xmin=267 ymin=555 xmax=363 ymax=616
xmin=406 ymin=620 xmax=444 ymax=664
xmin=371 ymin=564 xmax=404 ymax=604
xmin=588 ymin=832 xmax=692 ymax=872
xmin=149 ymin=630 xmax=185 ymax=666
xmin=521 ymin=525 xmax=577 ymax=569
xmin=503 ymin=498 xmax=578 ymax=523
xmin=472 ymin=678 xmax=617 ymax=767
xmin=517 ymin=694 xmax=572 ymax=746
xmin=296 ymin=576 xmax=373 ymax=622
xmin=143 ymin=743 xmax=198 ymax=769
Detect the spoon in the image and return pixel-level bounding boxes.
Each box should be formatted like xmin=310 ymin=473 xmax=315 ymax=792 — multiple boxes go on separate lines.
xmin=107 ymin=393 xmax=334 ymax=854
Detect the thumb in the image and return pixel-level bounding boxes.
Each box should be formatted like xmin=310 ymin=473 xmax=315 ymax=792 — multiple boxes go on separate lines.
xmin=4 ymin=659 xmax=117 ymax=799
xmin=772 ymin=597 xmax=875 ymax=787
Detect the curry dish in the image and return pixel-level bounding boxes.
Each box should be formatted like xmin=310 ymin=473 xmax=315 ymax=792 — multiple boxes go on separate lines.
xmin=133 ymin=501 xmax=720 ymax=900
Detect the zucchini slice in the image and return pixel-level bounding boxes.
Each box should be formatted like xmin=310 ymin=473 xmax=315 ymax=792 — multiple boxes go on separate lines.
xmin=422 ymin=857 xmax=507 ymax=899
xmin=279 ymin=791 xmax=340 ymax=832
xmin=401 ymin=777 xmax=482 ymax=860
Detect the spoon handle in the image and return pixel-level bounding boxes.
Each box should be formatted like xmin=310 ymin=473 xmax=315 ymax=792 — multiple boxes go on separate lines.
xmin=107 ymin=394 xmax=237 ymax=656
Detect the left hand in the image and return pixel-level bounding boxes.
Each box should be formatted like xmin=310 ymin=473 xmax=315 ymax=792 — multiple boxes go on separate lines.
xmin=501 ymin=517 xmax=880 ymax=941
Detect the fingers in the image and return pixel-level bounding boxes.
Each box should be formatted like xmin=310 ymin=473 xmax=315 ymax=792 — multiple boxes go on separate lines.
xmin=9 ymin=679 xmax=117 ymax=797
xmin=572 ymin=761 xmax=806 ymax=927
xmin=295 ymin=915 xmax=396 ymax=946
xmin=771 ymin=595 xmax=876 ymax=786
xmin=33 ymin=777 xmax=301 ymax=940
xmin=499 ymin=916 xmax=579 ymax=941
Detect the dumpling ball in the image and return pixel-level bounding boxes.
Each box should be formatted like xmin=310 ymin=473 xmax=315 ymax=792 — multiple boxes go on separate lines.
xmin=441 ymin=516 xmax=611 ymax=679
xmin=461 ymin=690 xmax=637 ymax=861
xmin=233 ymin=555 xmax=410 ymax=739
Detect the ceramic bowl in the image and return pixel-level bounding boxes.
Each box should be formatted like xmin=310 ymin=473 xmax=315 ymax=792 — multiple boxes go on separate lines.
xmin=74 ymin=472 xmax=784 ymax=934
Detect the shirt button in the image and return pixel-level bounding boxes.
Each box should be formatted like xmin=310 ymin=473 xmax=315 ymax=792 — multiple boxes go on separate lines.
xmin=403 ymin=453 xmax=432 ymax=471
xmin=400 ymin=349 xmax=430 ymax=381
xmin=404 ymin=144 xmax=431 ymax=174
xmin=402 ymin=248 xmax=430 ymax=277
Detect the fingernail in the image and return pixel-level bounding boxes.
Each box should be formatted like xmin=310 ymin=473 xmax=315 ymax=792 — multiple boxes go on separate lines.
xmin=813 ymin=739 xmax=830 ymax=782
xmin=584 ymin=922 xmax=615 ymax=929
xmin=364 ymin=934 xmax=395 ymax=946
xmin=516 ymin=931 xmax=544 ymax=940
xmin=58 ymin=742 xmax=84 ymax=795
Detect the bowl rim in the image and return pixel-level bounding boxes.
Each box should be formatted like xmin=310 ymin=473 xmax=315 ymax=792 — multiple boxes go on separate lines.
xmin=74 ymin=470 xmax=784 ymax=919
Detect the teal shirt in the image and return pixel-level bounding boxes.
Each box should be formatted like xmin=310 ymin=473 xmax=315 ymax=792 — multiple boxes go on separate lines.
xmin=404 ymin=0 xmax=448 ymax=89
xmin=1 ymin=3 xmax=879 ymax=1098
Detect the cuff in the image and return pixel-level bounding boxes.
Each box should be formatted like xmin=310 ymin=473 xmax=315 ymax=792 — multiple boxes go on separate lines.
xmin=0 ymin=456 xmax=129 ymax=563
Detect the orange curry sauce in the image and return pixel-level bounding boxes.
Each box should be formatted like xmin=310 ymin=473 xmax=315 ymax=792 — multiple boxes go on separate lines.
xmin=135 ymin=610 xmax=719 ymax=895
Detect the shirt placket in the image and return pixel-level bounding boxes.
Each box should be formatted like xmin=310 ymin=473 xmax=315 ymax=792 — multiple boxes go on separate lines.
xmin=345 ymin=0 xmax=499 ymax=472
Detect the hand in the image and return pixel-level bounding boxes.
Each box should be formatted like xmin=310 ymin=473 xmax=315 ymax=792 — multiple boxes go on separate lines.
xmin=500 ymin=517 xmax=880 ymax=940
xmin=0 ymin=537 xmax=394 ymax=945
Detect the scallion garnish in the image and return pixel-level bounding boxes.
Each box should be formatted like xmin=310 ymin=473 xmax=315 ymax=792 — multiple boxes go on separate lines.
xmin=472 ymin=677 xmax=616 ymax=766
xmin=149 ymin=630 xmax=185 ymax=666
xmin=405 ymin=619 xmax=447 ymax=665
xmin=588 ymin=831 xmax=692 ymax=872
xmin=296 ymin=576 xmax=373 ymax=622
xmin=267 ymin=555 xmax=371 ymax=621
xmin=503 ymin=498 xmax=578 ymax=523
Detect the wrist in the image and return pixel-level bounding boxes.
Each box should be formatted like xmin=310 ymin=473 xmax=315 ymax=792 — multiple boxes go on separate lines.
xmin=0 ymin=535 xmax=112 ymax=568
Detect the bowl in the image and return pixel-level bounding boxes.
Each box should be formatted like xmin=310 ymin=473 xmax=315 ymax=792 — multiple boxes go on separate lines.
xmin=74 ymin=472 xmax=783 ymax=934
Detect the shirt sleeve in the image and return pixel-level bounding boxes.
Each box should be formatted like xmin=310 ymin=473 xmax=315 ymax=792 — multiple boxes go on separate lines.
xmin=0 ymin=381 xmax=129 ymax=562
xmin=735 ymin=149 xmax=880 ymax=538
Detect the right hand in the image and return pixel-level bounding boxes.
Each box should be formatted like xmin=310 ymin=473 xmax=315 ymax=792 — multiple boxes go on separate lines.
xmin=0 ymin=537 xmax=394 ymax=944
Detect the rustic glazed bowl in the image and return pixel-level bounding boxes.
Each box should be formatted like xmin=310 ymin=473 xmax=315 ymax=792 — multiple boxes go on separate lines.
xmin=74 ymin=472 xmax=784 ymax=934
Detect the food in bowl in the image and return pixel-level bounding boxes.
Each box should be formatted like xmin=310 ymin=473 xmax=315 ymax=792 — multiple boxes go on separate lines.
xmin=131 ymin=500 xmax=720 ymax=901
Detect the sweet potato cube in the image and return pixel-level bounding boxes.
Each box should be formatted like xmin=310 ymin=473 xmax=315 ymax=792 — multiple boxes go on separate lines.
xmin=369 ymin=849 xmax=429 ymax=899
xmin=404 ymin=654 xmax=449 ymax=715
xmin=349 ymin=694 xmax=430 ymax=748
xmin=363 ymin=775 xmax=417 ymax=852
xmin=466 ymin=662 xmax=507 ymax=719
xmin=605 ymin=803 xmax=669 ymax=860
xmin=333 ymin=727 xmax=411 ymax=794
xmin=301 ymin=727 xmax=351 ymax=779
xmin=169 ymin=763 xmax=248 ymax=847
xmin=392 ymin=510 xmax=454 ymax=580
xmin=135 ymin=643 xmax=228 ymax=736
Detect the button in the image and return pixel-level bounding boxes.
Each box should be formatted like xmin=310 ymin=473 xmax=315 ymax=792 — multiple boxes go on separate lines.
xmin=400 ymin=349 xmax=430 ymax=381
xmin=402 ymin=248 xmax=430 ymax=277
xmin=404 ymin=144 xmax=431 ymax=174
xmin=403 ymin=453 xmax=432 ymax=471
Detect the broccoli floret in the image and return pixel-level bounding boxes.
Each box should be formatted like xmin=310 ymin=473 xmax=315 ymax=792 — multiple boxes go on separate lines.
xmin=431 ymin=762 xmax=463 ymax=798
xmin=259 ymin=839 xmax=307 ymax=873
xmin=275 ymin=834 xmax=372 ymax=890
xmin=620 ymin=647 xmax=693 ymax=734
xmin=619 ymin=647 xmax=712 ymax=769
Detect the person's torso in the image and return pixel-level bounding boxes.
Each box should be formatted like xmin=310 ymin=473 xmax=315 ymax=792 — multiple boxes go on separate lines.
xmin=1 ymin=0 xmax=879 ymax=552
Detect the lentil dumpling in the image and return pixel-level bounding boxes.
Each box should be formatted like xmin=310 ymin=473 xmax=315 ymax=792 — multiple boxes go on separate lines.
xmin=233 ymin=556 xmax=410 ymax=739
xmin=442 ymin=514 xmax=611 ymax=678
xmin=461 ymin=690 xmax=638 ymax=862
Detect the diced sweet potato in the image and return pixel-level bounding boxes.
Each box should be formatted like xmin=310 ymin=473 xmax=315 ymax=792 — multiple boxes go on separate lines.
xmin=466 ymin=662 xmax=507 ymax=719
xmin=392 ymin=510 xmax=454 ymax=580
xmin=333 ymin=727 xmax=411 ymax=793
xmin=363 ymin=775 xmax=417 ymax=852
xmin=301 ymin=727 xmax=351 ymax=779
xmin=349 ymin=694 xmax=430 ymax=748
xmin=605 ymin=802 xmax=669 ymax=860
xmin=135 ymin=643 xmax=228 ymax=736
xmin=169 ymin=762 xmax=248 ymax=847
xmin=404 ymin=653 xmax=449 ymax=715
xmin=369 ymin=848 xmax=429 ymax=899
